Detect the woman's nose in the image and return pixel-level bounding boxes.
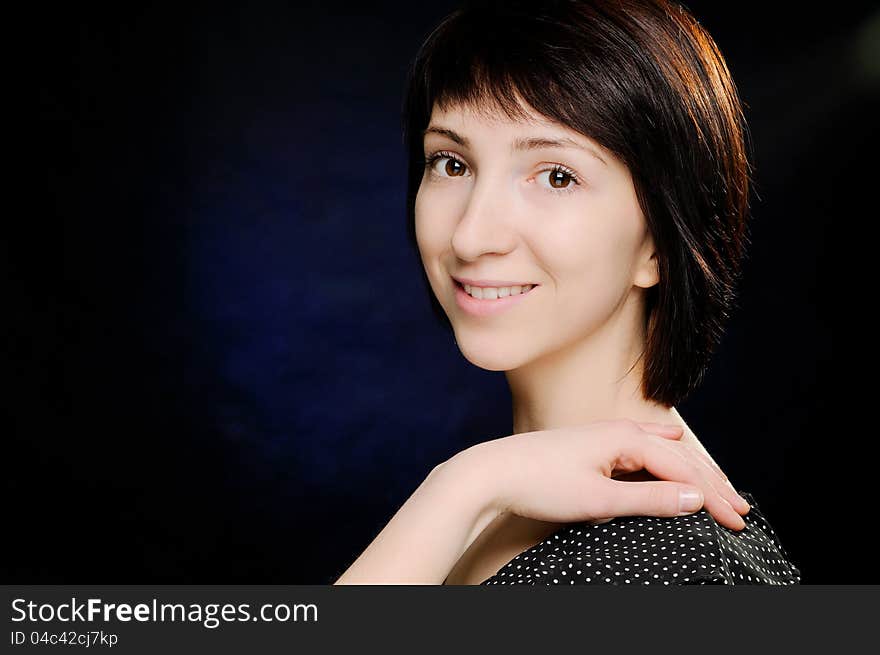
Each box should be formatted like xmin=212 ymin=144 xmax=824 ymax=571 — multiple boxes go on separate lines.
xmin=450 ymin=179 xmax=518 ymax=260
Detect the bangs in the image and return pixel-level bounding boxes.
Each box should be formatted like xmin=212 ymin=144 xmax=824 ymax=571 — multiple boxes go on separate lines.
xmin=403 ymin=2 xmax=615 ymax=147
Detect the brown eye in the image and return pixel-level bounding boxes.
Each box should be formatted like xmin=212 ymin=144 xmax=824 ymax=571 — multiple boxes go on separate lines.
xmin=540 ymin=164 xmax=581 ymax=194
xmin=443 ymin=157 xmax=465 ymax=177
xmin=424 ymin=152 xmax=468 ymax=178
xmin=548 ymin=169 xmax=573 ymax=189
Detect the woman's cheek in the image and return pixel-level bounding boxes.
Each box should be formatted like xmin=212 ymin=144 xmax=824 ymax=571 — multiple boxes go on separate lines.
xmin=549 ymin=238 xmax=629 ymax=321
xmin=414 ymin=191 xmax=446 ymax=257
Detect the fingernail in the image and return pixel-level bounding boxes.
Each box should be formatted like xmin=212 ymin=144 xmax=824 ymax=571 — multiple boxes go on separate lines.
xmin=678 ymin=489 xmax=703 ymax=514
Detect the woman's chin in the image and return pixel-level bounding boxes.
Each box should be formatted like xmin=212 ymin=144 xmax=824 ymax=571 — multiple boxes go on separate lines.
xmin=453 ymin=334 xmax=535 ymax=371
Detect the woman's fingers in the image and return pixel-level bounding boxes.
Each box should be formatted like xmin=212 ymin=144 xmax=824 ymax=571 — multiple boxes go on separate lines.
xmin=650 ymin=438 xmax=746 ymax=529
xmin=663 ymin=439 xmax=750 ymax=516
xmin=616 ymin=434 xmax=746 ymax=530
xmin=634 ymin=421 xmax=684 ymax=439
xmin=635 ymin=421 xmax=750 ymax=516
xmin=602 ymin=478 xmax=704 ymax=518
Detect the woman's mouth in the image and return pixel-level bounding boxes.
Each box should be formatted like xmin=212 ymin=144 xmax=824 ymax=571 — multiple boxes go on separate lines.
xmin=457 ymin=280 xmax=537 ymax=299
xmin=452 ymin=279 xmax=539 ymax=317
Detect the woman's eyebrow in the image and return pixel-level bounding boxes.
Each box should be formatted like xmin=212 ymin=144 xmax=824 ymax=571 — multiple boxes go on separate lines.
xmin=423 ymin=125 xmax=607 ymax=166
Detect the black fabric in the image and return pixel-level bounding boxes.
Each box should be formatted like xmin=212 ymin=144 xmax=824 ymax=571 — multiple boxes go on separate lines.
xmin=480 ymin=490 xmax=801 ymax=585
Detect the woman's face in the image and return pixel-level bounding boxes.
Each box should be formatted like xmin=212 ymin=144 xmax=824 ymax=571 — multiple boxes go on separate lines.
xmin=415 ymin=100 xmax=658 ymax=371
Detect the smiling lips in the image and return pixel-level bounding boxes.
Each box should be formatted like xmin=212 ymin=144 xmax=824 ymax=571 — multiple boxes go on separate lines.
xmin=452 ymin=276 xmax=538 ymax=288
xmin=460 ymin=282 xmax=536 ymax=299
xmin=452 ymin=276 xmax=540 ymax=317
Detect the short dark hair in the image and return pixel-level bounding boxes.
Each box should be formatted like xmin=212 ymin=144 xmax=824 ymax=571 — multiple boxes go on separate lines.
xmin=401 ymin=0 xmax=753 ymax=407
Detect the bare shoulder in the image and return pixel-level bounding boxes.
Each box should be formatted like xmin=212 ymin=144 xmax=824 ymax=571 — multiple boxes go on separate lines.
xmin=445 ymin=511 xmax=570 ymax=585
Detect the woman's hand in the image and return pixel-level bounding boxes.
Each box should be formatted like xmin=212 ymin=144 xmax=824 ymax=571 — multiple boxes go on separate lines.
xmin=459 ymin=418 xmax=750 ymax=531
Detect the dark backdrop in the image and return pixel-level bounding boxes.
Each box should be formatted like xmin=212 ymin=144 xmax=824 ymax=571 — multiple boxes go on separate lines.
xmin=9 ymin=1 xmax=879 ymax=583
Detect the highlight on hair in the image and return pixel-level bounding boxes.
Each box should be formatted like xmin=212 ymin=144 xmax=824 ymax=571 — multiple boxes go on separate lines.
xmin=401 ymin=0 xmax=754 ymax=407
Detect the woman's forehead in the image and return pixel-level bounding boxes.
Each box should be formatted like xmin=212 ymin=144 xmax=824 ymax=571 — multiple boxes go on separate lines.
xmin=429 ymin=97 xmax=549 ymax=127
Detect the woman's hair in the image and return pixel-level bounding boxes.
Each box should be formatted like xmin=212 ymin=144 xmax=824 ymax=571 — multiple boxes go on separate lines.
xmin=401 ymin=0 xmax=753 ymax=408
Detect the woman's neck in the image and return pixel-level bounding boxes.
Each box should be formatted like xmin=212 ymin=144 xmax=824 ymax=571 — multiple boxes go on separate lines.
xmin=505 ymin=327 xmax=715 ymax=476
xmin=506 ymin=299 xmax=675 ymax=435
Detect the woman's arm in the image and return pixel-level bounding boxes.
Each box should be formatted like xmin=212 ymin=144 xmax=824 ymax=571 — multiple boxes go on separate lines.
xmin=333 ymin=420 xmax=748 ymax=584
xmin=333 ymin=447 xmax=501 ymax=585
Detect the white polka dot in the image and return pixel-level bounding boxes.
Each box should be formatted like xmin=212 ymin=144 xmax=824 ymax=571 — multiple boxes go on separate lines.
xmin=480 ymin=490 xmax=801 ymax=586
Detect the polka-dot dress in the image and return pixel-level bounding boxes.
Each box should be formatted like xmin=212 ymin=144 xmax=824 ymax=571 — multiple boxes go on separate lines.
xmin=480 ymin=490 xmax=801 ymax=585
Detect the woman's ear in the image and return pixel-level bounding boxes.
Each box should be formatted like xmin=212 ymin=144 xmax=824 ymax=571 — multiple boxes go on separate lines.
xmin=633 ymin=238 xmax=660 ymax=289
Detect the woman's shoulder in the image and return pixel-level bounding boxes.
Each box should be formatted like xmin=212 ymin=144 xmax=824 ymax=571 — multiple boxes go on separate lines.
xmin=480 ymin=490 xmax=802 ymax=585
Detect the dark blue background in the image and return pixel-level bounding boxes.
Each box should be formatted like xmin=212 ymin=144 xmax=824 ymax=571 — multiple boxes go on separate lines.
xmin=11 ymin=1 xmax=878 ymax=583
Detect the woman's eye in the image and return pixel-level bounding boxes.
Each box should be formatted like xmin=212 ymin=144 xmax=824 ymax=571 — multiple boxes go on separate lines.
xmin=547 ymin=169 xmax=573 ymax=189
xmin=425 ymin=152 xmax=468 ymax=178
xmin=440 ymin=158 xmax=466 ymax=177
xmin=541 ymin=166 xmax=580 ymax=193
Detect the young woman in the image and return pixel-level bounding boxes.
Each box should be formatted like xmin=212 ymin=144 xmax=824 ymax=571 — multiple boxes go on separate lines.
xmin=335 ymin=0 xmax=801 ymax=585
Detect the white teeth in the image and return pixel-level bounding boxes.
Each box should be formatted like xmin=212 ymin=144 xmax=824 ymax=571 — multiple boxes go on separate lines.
xmin=463 ymin=283 xmax=534 ymax=299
